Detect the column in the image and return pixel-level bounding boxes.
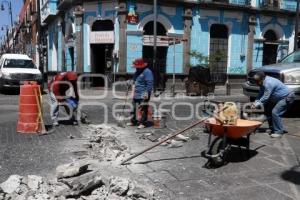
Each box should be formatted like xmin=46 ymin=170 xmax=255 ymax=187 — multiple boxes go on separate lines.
xmin=74 ymin=5 xmax=84 ymax=73
xmin=118 ymin=2 xmax=127 ymax=73
xmin=183 ymin=8 xmax=192 ymax=74
xmin=247 ymin=15 xmax=256 ymax=73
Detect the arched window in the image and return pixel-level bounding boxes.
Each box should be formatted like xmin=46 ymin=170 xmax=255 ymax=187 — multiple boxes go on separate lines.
xmin=142 ymin=21 xmax=168 ymax=90
xmin=263 ymin=30 xmax=278 ymax=65
xmin=209 ymin=24 xmax=228 ymax=83
xmin=91 ymin=20 xmax=114 ymax=31
xmin=143 ymin=21 xmax=167 ymax=36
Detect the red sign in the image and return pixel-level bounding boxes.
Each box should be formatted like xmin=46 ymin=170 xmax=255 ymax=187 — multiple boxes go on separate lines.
xmin=127 ymin=14 xmax=139 ymax=24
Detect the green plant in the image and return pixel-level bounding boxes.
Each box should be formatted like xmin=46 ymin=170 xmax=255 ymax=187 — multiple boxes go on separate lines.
xmin=189 ymin=50 xmax=227 ymax=68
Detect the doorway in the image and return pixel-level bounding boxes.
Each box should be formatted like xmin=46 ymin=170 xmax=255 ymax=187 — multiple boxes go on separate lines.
xmin=263 ymin=30 xmax=278 ymax=66
xmin=90 ymin=20 xmax=114 ymax=86
xmin=209 ymin=24 xmax=228 ymax=84
xmin=142 ymin=21 xmax=168 ymax=90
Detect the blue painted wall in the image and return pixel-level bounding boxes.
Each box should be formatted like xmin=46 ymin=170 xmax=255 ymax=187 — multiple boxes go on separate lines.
xmin=125 ymin=0 xmax=184 ymax=73
xmin=44 ymin=0 xmax=298 ymax=75
xmin=190 ymin=8 xmax=249 ymax=75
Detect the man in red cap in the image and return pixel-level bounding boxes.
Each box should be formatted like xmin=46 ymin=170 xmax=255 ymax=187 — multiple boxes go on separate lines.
xmin=127 ymin=58 xmax=154 ymax=129
xmin=48 ymin=72 xmax=79 ymax=126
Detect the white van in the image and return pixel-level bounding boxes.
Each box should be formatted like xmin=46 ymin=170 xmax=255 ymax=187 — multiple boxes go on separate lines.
xmin=0 ymin=54 xmax=42 ymax=90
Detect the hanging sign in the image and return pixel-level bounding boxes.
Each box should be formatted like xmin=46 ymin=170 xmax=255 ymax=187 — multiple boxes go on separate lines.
xmin=90 ymin=31 xmax=115 ymax=44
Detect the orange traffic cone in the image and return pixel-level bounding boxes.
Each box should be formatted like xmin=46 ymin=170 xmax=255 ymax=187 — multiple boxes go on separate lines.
xmin=17 ymin=81 xmax=47 ymax=134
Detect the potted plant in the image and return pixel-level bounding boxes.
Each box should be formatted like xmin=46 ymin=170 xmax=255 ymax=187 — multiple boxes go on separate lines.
xmin=186 ymin=50 xmax=226 ymax=96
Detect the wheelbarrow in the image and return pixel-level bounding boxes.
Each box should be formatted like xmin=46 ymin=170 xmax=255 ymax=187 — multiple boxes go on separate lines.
xmin=202 ymin=118 xmax=262 ymax=166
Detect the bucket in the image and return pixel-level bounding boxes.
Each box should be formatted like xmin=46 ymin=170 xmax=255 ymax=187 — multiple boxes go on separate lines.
xmin=153 ymin=112 xmax=166 ymax=129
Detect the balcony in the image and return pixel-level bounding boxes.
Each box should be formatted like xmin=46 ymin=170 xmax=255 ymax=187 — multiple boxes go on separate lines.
xmin=41 ymin=0 xmax=58 ymax=24
xmin=259 ymin=0 xmax=297 ymax=11
xmin=200 ymin=0 xmax=251 ymax=6
xmin=280 ymin=0 xmax=297 ymax=11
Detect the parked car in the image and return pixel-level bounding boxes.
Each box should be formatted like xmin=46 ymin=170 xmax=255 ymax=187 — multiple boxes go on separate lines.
xmin=243 ymin=51 xmax=300 ymax=101
xmin=0 ymin=54 xmax=42 ymax=90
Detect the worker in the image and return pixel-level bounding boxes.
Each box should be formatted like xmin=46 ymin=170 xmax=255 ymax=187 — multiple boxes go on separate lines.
xmin=127 ymin=58 xmax=154 ymax=129
xmin=252 ymin=71 xmax=295 ymax=138
xmin=48 ymin=72 xmax=79 ymax=126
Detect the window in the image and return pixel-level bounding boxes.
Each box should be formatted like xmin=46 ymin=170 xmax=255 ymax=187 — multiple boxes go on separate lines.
xmin=3 ymin=59 xmax=36 ymax=69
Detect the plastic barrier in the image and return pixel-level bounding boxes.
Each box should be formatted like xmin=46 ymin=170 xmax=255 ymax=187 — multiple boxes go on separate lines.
xmin=17 ymin=81 xmax=44 ymax=134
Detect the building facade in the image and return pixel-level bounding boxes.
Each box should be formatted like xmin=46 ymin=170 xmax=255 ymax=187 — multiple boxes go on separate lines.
xmin=39 ymin=0 xmax=299 ymax=84
xmin=15 ymin=0 xmax=40 ymax=65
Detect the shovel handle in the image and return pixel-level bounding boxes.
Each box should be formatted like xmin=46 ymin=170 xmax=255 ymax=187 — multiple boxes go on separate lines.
xmin=120 ymin=106 xmax=229 ymax=165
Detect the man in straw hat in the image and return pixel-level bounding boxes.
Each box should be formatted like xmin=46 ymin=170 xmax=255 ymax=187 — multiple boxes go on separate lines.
xmin=127 ymin=58 xmax=154 ymax=129
xmin=251 ymin=71 xmax=295 ymax=138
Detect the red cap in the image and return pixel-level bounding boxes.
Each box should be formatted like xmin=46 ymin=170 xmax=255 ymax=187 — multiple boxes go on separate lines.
xmin=132 ymin=58 xmax=148 ymax=69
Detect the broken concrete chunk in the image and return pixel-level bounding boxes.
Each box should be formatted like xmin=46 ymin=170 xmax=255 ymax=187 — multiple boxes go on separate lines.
xmin=168 ymin=140 xmax=183 ymax=148
xmin=65 ymin=176 xmax=104 ymax=198
xmin=127 ymin=182 xmax=153 ymax=199
xmin=27 ymin=175 xmax=43 ymax=191
xmin=109 ymin=177 xmax=130 ymax=196
xmin=174 ymin=134 xmax=189 ymax=142
xmin=0 ymin=175 xmax=23 ymax=194
xmin=56 ymin=162 xmax=89 ymax=179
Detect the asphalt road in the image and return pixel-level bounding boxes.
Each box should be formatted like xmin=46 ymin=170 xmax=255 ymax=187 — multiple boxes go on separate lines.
xmin=0 ymin=91 xmax=83 ymax=182
xmin=1 ymin=88 xmax=300 ymax=197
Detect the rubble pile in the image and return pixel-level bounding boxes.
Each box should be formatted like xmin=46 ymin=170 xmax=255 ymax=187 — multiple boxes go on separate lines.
xmin=0 ymin=161 xmax=154 ymax=200
xmin=0 ymin=124 xmax=155 ymax=200
xmin=85 ymin=125 xmax=131 ymax=162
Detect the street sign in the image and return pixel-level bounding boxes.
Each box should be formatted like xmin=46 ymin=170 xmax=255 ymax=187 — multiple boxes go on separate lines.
xmin=90 ymin=31 xmax=115 ymax=44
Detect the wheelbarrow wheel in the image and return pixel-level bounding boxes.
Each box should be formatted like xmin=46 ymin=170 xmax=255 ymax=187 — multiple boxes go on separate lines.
xmin=210 ymin=137 xmax=229 ymax=166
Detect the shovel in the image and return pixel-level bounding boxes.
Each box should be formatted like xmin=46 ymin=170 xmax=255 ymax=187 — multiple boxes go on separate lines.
xmin=116 ymin=85 xmax=130 ymax=127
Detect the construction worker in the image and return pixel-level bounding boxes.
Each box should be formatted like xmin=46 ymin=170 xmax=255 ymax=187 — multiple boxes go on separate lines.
xmin=127 ymin=58 xmax=154 ymax=129
xmin=252 ymin=71 xmax=295 ymax=138
xmin=48 ymin=72 xmax=79 ymax=126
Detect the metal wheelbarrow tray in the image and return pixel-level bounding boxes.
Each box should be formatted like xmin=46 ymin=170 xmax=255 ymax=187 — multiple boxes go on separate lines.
xmin=203 ymin=118 xmax=262 ymax=166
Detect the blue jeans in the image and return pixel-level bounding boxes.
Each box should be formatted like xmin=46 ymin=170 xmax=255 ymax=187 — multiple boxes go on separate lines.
xmin=268 ymin=97 xmax=294 ymax=134
xmin=50 ymin=92 xmax=59 ymax=122
xmin=49 ymin=92 xmax=77 ymax=122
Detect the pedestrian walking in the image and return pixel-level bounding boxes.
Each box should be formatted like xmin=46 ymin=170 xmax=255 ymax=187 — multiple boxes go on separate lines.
xmin=127 ymin=58 xmax=154 ymax=129
xmin=48 ymin=72 xmax=79 ymax=126
xmin=251 ymin=71 xmax=295 ymax=138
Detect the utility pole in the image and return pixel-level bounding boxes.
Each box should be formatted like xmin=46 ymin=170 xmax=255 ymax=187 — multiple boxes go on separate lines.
xmin=153 ymin=0 xmax=158 ymax=92
xmin=295 ymin=0 xmax=299 ymax=51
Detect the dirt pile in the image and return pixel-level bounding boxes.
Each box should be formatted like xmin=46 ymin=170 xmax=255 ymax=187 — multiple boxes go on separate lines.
xmin=0 ymin=124 xmax=155 ymax=200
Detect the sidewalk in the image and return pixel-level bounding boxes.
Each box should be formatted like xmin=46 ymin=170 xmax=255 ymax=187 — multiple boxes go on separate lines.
xmin=118 ymin=122 xmax=300 ymax=200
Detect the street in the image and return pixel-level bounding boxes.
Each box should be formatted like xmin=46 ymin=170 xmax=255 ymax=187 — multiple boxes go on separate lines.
xmin=0 ymin=89 xmax=300 ymax=199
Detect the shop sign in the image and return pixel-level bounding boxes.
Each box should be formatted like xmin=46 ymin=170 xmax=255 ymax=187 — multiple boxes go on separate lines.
xmin=90 ymin=31 xmax=114 ymax=44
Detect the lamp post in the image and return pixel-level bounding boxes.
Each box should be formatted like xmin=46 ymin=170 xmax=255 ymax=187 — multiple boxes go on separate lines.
xmin=153 ymin=0 xmax=158 ymax=93
xmin=1 ymin=0 xmax=14 ymax=51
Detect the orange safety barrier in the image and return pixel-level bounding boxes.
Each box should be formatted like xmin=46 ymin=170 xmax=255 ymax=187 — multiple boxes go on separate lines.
xmin=17 ymin=81 xmax=46 ymax=134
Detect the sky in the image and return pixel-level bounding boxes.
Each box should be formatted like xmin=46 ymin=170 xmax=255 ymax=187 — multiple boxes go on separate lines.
xmin=0 ymin=0 xmax=23 ymax=41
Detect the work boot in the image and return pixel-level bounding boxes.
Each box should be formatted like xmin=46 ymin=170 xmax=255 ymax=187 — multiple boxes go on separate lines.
xmin=270 ymin=133 xmax=283 ymax=138
xmin=138 ymin=124 xmax=146 ymax=129
xmin=266 ymin=128 xmax=274 ymax=134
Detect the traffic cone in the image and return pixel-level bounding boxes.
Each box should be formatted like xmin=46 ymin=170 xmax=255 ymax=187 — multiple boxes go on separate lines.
xmin=17 ymin=81 xmax=47 ymax=134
